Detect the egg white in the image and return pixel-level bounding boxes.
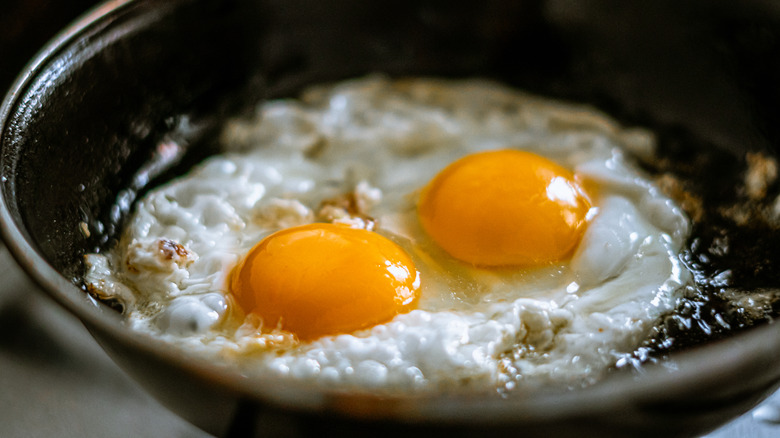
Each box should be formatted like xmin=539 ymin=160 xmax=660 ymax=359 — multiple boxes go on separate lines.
xmin=84 ymin=76 xmax=691 ymax=393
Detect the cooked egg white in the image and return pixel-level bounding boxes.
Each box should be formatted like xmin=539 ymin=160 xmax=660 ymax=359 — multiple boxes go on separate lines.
xmin=84 ymin=76 xmax=691 ymax=393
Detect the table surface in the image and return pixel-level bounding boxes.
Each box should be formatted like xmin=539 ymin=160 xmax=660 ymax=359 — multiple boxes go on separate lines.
xmin=1 ymin=245 xmax=780 ymax=437
xmin=0 ymin=246 xmax=209 ymax=438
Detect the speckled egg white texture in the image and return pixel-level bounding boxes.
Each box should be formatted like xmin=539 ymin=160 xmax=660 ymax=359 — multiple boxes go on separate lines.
xmin=84 ymin=76 xmax=691 ymax=393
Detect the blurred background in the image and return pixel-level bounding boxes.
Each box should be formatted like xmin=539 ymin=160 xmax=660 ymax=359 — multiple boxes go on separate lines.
xmin=0 ymin=1 xmax=779 ymax=437
xmin=0 ymin=0 xmax=97 ymax=89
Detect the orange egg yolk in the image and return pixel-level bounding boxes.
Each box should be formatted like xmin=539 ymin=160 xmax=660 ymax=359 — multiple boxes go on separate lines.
xmin=230 ymin=223 xmax=420 ymax=341
xmin=418 ymin=149 xmax=591 ymax=266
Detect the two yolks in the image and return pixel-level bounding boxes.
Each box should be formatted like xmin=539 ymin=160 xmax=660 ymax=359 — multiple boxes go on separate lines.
xmin=230 ymin=150 xmax=592 ymax=340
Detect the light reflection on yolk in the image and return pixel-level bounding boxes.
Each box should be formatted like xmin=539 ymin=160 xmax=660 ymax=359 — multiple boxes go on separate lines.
xmin=230 ymin=223 xmax=420 ymax=340
xmin=418 ymin=149 xmax=592 ymax=266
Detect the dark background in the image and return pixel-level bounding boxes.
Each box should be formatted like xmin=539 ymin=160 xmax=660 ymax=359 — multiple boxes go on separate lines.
xmin=0 ymin=0 xmax=100 ymax=91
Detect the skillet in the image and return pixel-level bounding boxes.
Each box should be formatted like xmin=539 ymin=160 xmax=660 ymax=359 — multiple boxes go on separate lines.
xmin=2 ymin=0 xmax=780 ymax=436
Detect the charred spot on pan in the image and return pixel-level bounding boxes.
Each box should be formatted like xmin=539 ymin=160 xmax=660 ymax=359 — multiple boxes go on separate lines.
xmin=613 ymin=124 xmax=780 ymax=369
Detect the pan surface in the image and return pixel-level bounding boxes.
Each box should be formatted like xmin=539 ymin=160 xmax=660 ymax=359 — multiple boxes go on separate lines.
xmin=2 ymin=0 xmax=780 ymax=436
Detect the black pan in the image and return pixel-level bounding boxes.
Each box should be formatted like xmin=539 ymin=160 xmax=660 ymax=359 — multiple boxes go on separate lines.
xmin=2 ymin=0 xmax=780 ymax=436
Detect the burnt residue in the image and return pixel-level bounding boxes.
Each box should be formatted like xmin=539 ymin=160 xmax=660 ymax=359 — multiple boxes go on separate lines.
xmin=612 ymin=124 xmax=780 ymax=368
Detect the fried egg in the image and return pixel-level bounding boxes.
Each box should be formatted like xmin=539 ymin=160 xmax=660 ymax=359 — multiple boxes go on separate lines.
xmin=84 ymin=76 xmax=691 ymax=393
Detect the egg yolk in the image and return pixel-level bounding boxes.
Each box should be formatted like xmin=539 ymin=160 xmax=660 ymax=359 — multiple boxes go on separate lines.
xmin=418 ymin=149 xmax=591 ymax=266
xmin=230 ymin=223 xmax=420 ymax=340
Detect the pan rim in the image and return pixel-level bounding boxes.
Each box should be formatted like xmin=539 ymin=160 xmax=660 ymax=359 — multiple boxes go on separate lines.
xmin=1 ymin=0 xmax=779 ymax=428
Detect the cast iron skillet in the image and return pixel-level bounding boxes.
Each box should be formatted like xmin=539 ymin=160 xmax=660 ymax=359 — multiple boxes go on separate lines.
xmin=3 ymin=0 xmax=780 ymax=436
